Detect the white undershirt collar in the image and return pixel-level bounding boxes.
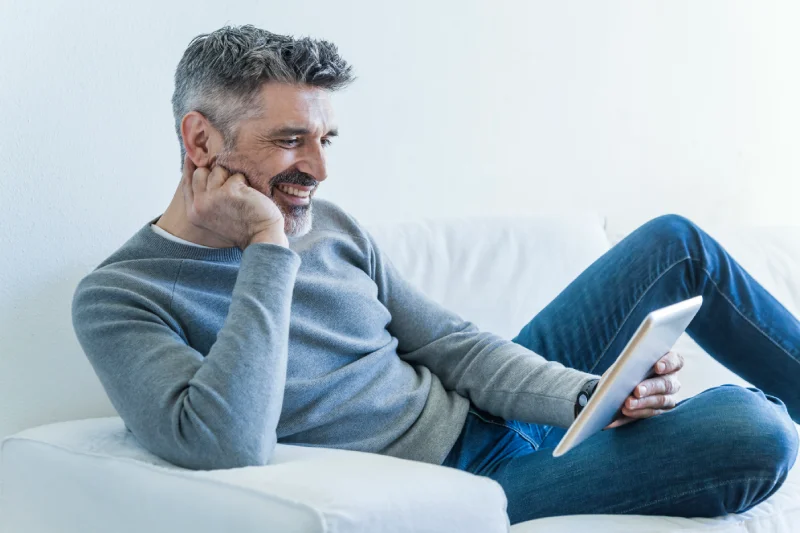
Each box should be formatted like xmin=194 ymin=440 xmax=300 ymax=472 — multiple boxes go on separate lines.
xmin=150 ymin=224 xmax=216 ymax=249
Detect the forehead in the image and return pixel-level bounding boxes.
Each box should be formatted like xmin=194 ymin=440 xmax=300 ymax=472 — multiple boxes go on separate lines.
xmin=253 ymin=83 xmax=335 ymax=132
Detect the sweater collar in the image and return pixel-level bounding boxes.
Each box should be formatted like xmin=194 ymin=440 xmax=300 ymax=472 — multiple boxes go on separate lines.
xmin=134 ymin=216 xmax=246 ymax=263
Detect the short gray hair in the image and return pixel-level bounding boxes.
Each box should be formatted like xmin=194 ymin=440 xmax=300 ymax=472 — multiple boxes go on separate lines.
xmin=171 ymin=25 xmax=354 ymax=164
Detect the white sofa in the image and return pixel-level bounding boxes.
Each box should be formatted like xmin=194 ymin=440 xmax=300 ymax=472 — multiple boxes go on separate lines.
xmin=3 ymin=213 xmax=800 ymax=533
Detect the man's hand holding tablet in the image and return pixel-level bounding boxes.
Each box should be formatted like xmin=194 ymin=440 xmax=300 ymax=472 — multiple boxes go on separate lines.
xmin=605 ymin=350 xmax=685 ymax=429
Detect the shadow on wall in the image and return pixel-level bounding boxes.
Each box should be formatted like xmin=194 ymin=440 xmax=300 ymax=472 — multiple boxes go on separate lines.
xmin=0 ymin=266 xmax=116 ymax=441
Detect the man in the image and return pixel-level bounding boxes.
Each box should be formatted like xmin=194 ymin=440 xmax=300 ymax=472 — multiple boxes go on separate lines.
xmin=72 ymin=25 xmax=799 ymax=524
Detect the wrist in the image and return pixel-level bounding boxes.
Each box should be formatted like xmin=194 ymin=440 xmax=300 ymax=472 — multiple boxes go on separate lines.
xmin=574 ymin=378 xmax=600 ymax=419
xmin=247 ymin=229 xmax=289 ymax=249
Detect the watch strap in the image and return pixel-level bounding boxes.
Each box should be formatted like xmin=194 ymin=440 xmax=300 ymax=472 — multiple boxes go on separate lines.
xmin=574 ymin=378 xmax=600 ymax=419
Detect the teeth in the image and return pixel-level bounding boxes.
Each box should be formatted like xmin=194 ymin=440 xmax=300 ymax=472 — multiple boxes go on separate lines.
xmin=278 ymin=184 xmax=311 ymax=198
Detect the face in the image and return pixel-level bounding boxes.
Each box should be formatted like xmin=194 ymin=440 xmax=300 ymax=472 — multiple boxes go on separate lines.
xmin=214 ymin=83 xmax=337 ymax=238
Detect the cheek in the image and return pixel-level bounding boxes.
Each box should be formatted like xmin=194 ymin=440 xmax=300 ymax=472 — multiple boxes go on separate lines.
xmin=271 ymin=151 xmax=300 ymax=174
xmin=248 ymin=178 xmax=274 ymax=197
xmin=228 ymin=151 xmax=283 ymax=192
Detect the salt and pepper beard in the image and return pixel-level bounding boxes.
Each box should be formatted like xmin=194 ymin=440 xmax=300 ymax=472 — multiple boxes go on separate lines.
xmin=214 ymin=153 xmax=317 ymax=239
xmin=268 ymin=168 xmax=316 ymax=238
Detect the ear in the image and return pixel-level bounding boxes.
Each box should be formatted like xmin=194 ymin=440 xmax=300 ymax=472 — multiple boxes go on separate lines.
xmin=181 ymin=111 xmax=225 ymax=168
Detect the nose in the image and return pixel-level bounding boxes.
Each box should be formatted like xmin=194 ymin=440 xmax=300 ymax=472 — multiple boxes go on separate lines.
xmin=295 ymin=142 xmax=328 ymax=183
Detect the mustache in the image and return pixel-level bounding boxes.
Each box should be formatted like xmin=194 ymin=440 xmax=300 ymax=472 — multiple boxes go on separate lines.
xmin=270 ymin=169 xmax=318 ymax=189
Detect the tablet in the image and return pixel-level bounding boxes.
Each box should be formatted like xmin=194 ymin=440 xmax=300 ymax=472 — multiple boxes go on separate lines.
xmin=552 ymin=296 xmax=703 ymax=457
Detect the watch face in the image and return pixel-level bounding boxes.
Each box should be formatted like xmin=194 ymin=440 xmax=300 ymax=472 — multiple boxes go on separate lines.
xmin=578 ymin=393 xmax=589 ymax=407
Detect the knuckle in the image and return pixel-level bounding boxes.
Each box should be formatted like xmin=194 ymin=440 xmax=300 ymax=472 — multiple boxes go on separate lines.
xmin=186 ymin=204 xmax=200 ymax=224
xmin=666 ymin=354 xmax=677 ymax=370
xmin=210 ymin=167 xmax=226 ymax=181
xmin=225 ymin=173 xmax=244 ymax=186
xmin=192 ymin=202 xmax=207 ymax=219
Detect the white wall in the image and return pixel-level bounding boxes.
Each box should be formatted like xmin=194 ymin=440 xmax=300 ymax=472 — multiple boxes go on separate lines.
xmin=2 ymin=0 xmax=800 ymax=440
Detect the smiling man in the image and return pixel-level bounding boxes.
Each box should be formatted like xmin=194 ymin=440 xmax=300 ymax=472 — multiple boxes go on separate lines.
xmin=72 ymin=25 xmax=800 ymax=524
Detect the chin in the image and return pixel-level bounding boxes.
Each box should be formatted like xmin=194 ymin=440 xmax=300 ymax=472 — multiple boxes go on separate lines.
xmin=283 ymin=203 xmax=314 ymax=238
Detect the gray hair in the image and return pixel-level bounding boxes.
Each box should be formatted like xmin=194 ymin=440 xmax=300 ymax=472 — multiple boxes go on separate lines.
xmin=171 ymin=25 xmax=354 ymax=165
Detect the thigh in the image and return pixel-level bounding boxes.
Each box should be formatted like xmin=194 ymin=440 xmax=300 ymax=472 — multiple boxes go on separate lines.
xmin=512 ymin=215 xmax=703 ymax=376
xmin=489 ymin=386 xmax=797 ymax=524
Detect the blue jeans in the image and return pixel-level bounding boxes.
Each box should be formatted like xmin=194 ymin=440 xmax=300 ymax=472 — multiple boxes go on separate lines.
xmin=442 ymin=215 xmax=800 ymax=524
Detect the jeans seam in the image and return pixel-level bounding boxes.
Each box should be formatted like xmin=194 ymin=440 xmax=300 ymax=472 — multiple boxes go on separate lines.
xmin=695 ymin=260 xmax=800 ymax=368
xmin=588 ymin=255 xmax=693 ymax=375
xmin=614 ymin=476 xmax=776 ymax=515
xmin=540 ymin=425 xmax=557 ymax=444
xmin=468 ymin=409 xmax=539 ymax=450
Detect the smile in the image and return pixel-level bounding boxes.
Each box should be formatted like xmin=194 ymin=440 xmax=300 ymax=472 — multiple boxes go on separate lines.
xmin=274 ymin=183 xmax=313 ymax=206
xmin=276 ymin=183 xmax=312 ymax=198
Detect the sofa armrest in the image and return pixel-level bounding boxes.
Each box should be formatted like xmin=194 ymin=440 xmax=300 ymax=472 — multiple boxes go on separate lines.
xmin=1 ymin=417 xmax=509 ymax=533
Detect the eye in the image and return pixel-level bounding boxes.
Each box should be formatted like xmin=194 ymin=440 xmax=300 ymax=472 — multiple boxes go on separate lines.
xmin=276 ymin=138 xmax=300 ymax=148
xmin=321 ymin=137 xmax=334 ymax=147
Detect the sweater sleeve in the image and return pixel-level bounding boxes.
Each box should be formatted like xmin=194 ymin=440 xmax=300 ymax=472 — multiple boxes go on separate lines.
xmin=366 ymin=231 xmax=600 ymax=429
xmin=71 ymin=243 xmax=301 ymax=470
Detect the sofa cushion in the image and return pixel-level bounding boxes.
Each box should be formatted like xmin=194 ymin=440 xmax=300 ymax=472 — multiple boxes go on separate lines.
xmin=366 ymin=213 xmax=611 ymax=340
xmin=0 ymin=417 xmax=510 ymax=533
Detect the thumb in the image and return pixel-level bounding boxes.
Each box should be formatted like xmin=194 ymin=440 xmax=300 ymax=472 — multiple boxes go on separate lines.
xmin=604 ymin=415 xmax=636 ymax=430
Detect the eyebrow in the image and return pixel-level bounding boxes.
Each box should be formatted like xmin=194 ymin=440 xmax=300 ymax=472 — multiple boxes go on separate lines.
xmin=267 ymin=126 xmax=339 ymax=137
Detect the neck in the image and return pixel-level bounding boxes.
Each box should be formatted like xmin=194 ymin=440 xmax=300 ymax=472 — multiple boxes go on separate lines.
xmin=155 ymin=187 xmax=236 ymax=249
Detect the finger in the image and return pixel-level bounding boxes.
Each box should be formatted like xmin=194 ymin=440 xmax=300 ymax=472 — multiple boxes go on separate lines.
xmin=192 ymin=166 xmax=210 ymax=197
xmin=625 ymin=394 xmax=677 ymax=411
xmin=634 ymin=374 xmax=681 ymax=398
xmin=224 ymin=173 xmax=247 ymax=191
xmin=605 ymin=415 xmax=636 ymax=429
xmin=182 ymin=155 xmax=197 ymax=188
xmin=181 ymin=155 xmax=197 ymax=206
xmin=206 ymin=165 xmax=229 ymax=191
xmin=620 ymin=407 xmax=667 ymax=419
xmin=655 ymin=351 xmax=684 ymax=375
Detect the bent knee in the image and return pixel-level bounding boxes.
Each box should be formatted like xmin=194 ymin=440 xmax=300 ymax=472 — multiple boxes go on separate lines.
xmin=687 ymin=386 xmax=798 ymax=514
xmin=701 ymin=386 xmax=798 ymax=481
xmin=626 ymin=214 xmax=710 ymax=263
xmin=640 ymin=214 xmax=700 ymax=245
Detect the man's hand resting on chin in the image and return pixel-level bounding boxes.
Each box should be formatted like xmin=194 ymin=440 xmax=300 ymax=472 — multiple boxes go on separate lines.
xmin=605 ymin=350 xmax=684 ymax=429
xmin=181 ymin=155 xmax=288 ymax=249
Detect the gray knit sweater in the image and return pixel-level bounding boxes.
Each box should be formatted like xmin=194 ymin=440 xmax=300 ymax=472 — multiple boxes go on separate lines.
xmin=71 ymin=199 xmax=597 ymax=470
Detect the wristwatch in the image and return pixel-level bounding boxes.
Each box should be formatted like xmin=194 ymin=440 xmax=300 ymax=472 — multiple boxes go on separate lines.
xmin=574 ymin=378 xmax=600 ymax=418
